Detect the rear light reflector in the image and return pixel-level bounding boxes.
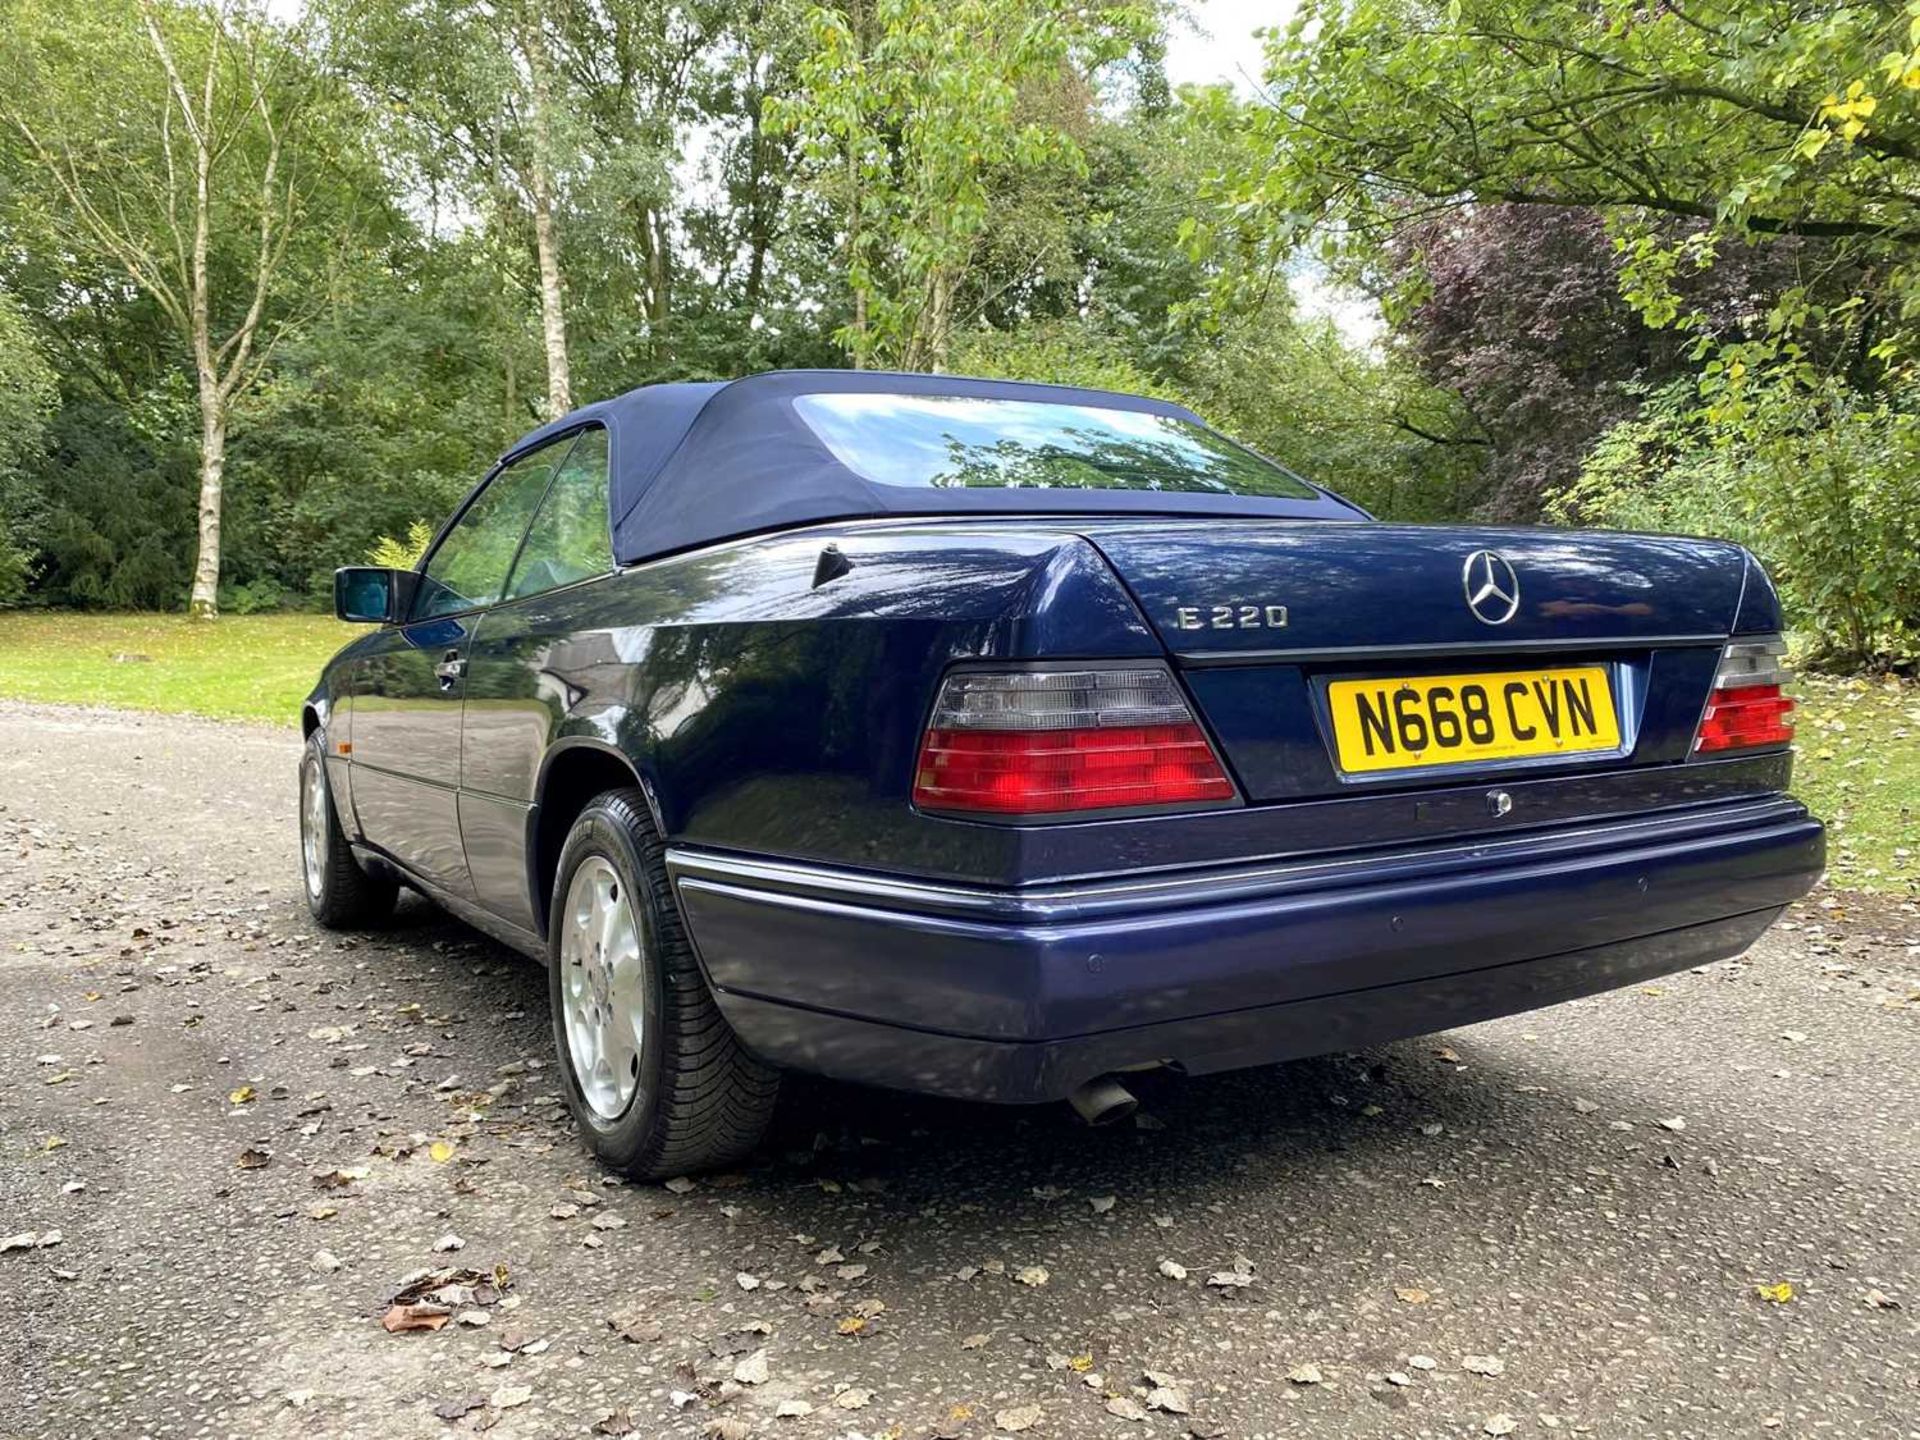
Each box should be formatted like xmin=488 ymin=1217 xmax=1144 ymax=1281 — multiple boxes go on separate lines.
xmin=913 ymin=668 xmax=1235 ymax=817
xmin=1693 ymin=638 xmax=1795 ymax=754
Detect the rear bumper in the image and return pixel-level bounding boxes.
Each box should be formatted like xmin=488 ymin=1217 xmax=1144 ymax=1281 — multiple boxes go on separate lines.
xmin=668 ymin=798 xmax=1824 ymax=1102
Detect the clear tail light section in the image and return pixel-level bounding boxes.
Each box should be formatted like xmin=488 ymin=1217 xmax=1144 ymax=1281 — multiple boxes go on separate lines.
xmin=1693 ymin=637 xmax=1795 ymax=754
xmin=912 ymin=667 xmax=1236 ymax=817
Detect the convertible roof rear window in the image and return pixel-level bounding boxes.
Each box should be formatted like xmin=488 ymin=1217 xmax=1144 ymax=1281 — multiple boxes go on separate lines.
xmin=792 ymin=392 xmax=1319 ymax=498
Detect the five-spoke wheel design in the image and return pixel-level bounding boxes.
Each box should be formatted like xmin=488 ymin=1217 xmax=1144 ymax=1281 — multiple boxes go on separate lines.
xmin=558 ymin=855 xmax=647 ymax=1120
xmin=547 ymin=788 xmax=778 ymax=1177
xmin=298 ymin=730 xmax=397 ymax=928
xmin=300 ymin=757 xmax=329 ymax=903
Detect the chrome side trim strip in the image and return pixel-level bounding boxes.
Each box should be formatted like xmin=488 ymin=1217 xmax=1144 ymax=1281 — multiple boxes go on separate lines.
xmin=667 ymin=796 xmax=1809 ymax=925
xmin=1176 ymin=634 xmax=1727 ymax=666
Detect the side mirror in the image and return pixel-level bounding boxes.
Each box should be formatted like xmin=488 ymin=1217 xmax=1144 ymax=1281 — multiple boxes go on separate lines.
xmin=333 ymin=567 xmax=417 ymax=624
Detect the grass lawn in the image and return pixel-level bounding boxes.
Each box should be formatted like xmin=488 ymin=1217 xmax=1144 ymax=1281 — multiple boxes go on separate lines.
xmin=1789 ymin=671 xmax=1918 ymax=896
xmin=0 ymin=612 xmax=355 ymax=725
xmin=0 ymin=611 xmax=1912 ymax=894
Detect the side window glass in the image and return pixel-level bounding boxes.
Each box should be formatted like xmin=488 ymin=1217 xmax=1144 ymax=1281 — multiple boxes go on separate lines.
xmin=413 ymin=440 xmax=571 ymax=620
xmin=505 ymin=426 xmax=612 ymax=601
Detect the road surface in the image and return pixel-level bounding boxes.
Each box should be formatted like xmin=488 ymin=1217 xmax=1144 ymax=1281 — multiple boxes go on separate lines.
xmin=1 ymin=702 xmax=1915 ymax=1440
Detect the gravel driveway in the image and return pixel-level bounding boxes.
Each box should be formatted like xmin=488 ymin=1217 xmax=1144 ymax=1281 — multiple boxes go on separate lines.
xmin=2 ymin=702 xmax=1915 ymax=1440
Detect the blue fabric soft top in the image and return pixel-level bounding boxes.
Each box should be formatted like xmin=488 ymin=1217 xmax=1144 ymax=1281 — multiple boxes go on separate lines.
xmin=499 ymin=369 xmax=1363 ymax=568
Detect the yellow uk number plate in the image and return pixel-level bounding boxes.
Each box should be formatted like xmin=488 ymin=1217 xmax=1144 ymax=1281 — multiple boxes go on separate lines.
xmin=1327 ymin=665 xmax=1620 ymax=774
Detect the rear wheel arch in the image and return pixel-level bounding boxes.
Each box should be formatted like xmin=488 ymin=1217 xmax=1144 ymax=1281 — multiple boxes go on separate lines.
xmin=531 ymin=740 xmax=662 ymax=937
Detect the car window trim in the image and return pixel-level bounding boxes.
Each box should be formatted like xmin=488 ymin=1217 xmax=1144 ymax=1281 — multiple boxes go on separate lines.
xmin=499 ymin=422 xmax=614 ymax=605
xmin=407 ymin=429 xmax=585 ymax=625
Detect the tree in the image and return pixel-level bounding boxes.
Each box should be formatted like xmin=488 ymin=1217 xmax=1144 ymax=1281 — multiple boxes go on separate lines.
xmin=3 ymin=0 xmax=357 ymax=618
xmin=767 ymin=0 xmax=1155 ymax=371
xmin=329 ymin=0 xmax=588 ymax=416
xmin=1212 ymin=1 xmax=1920 ymax=367
xmin=0 ymin=288 xmax=59 ymax=603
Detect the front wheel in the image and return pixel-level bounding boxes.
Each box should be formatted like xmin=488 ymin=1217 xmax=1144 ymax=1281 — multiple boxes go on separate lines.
xmin=549 ymin=789 xmax=779 ymax=1178
xmin=299 ymin=730 xmax=397 ymax=928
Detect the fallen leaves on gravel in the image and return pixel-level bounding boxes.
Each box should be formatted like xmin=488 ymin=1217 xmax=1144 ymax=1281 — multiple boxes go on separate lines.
xmin=1286 ymin=1364 xmax=1323 ymax=1385
xmin=732 ymin=1348 xmax=770 ymax=1385
xmin=1656 ymin=1116 xmax=1688 ymax=1133
xmin=380 ymin=1264 xmax=510 ymax=1334
xmin=1756 ymin=1281 xmax=1795 ymax=1303
xmin=995 ymin=1403 xmax=1043 ymax=1432
xmin=1 ymin=1231 xmax=62 ymax=1253
xmin=1145 ymin=1385 xmax=1190 ymax=1415
xmin=1865 ymin=1289 xmax=1901 ymax=1309
xmin=489 ymin=1384 xmax=531 ymax=1410
xmin=1485 ymin=1414 xmax=1517 ymax=1436
xmin=1014 ymin=1265 xmax=1048 ymax=1287
xmin=591 ymin=1409 xmax=635 ymax=1435
xmin=1207 ymin=1255 xmax=1255 ymax=1290
xmin=381 ymin=1303 xmax=451 ymax=1334
xmin=1106 ymin=1396 xmax=1148 ymax=1421
xmin=833 ymin=1387 xmax=871 ymax=1410
xmin=774 ymin=1399 xmax=813 ymax=1418
xmin=1462 ymin=1354 xmax=1506 ymax=1377
xmin=1394 ymin=1286 xmax=1430 ymax=1304
xmin=1158 ymin=1259 xmax=1187 ymax=1281
xmin=607 ymin=1312 xmax=663 ymax=1344
xmin=960 ymin=1332 xmax=989 ymax=1349
xmin=433 ymin=1394 xmax=487 ymax=1420
xmin=236 ymin=1147 xmax=271 ymax=1170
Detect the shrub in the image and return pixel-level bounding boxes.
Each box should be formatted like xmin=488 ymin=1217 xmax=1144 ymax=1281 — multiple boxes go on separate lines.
xmin=367 ymin=519 xmax=437 ymax=571
xmin=1552 ymin=380 xmax=1920 ymax=669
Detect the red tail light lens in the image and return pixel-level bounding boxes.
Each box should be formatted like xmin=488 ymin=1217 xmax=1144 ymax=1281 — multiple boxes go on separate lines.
xmin=1693 ymin=638 xmax=1795 ymax=754
xmin=912 ymin=668 xmax=1236 ymax=817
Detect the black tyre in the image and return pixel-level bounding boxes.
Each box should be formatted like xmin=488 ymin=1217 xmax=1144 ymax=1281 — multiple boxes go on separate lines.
xmin=299 ymin=729 xmax=398 ymax=928
xmin=548 ymin=788 xmax=779 ymax=1178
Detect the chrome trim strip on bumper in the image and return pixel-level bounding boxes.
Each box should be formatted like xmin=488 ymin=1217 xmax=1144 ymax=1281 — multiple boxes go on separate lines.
xmin=667 ymin=795 xmax=1811 ymax=925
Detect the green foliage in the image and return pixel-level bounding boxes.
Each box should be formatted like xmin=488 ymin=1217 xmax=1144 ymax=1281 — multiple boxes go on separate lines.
xmin=10 ymin=398 xmax=200 ymax=610
xmin=767 ymin=0 xmax=1156 ymax=370
xmin=949 ymin=319 xmax=1181 ymax=401
xmin=0 ymin=287 xmax=58 ymax=604
xmin=369 ymin=520 xmax=438 ymax=570
xmin=1554 ymin=379 xmax=1920 ymax=668
xmin=2 ymin=0 xmax=1906 ymax=683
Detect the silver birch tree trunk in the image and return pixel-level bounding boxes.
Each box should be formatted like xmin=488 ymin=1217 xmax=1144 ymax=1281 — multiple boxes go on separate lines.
xmin=522 ymin=15 xmax=572 ymax=416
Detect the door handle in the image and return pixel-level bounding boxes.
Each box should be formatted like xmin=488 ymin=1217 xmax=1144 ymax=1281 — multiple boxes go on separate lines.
xmin=434 ymin=651 xmax=466 ymax=690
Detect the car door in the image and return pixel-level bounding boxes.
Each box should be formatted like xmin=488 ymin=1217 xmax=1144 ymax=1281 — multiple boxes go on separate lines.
xmin=458 ymin=426 xmax=616 ymax=928
xmin=348 ymin=439 xmax=570 ymax=895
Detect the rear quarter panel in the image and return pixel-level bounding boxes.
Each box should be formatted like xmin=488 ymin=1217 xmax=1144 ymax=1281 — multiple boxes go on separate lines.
xmin=461 ymin=524 xmax=1160 ymax=883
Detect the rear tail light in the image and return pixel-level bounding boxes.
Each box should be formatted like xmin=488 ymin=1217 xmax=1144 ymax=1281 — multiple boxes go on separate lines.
xmin=1693 ymin=637 xmax=1795 ymax=754
xmin=912 ymin=668 xmax=1236 ymax=817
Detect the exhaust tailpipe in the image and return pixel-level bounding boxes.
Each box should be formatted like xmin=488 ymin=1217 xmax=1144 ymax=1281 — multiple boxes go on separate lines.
xmin=1067 ymin=1075 xmax=1138 ymax=1127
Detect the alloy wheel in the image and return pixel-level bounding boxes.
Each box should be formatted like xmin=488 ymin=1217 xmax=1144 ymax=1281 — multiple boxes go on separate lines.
xmin=559 ymin=855 xmax=646 ymax=1120
xmin=301 ymin=761 xmax=328 ymax=902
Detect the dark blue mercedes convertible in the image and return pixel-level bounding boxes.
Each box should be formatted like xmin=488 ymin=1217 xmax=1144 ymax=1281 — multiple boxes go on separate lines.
xmin=300 ymin=370 xmax=1825 ymax=1178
